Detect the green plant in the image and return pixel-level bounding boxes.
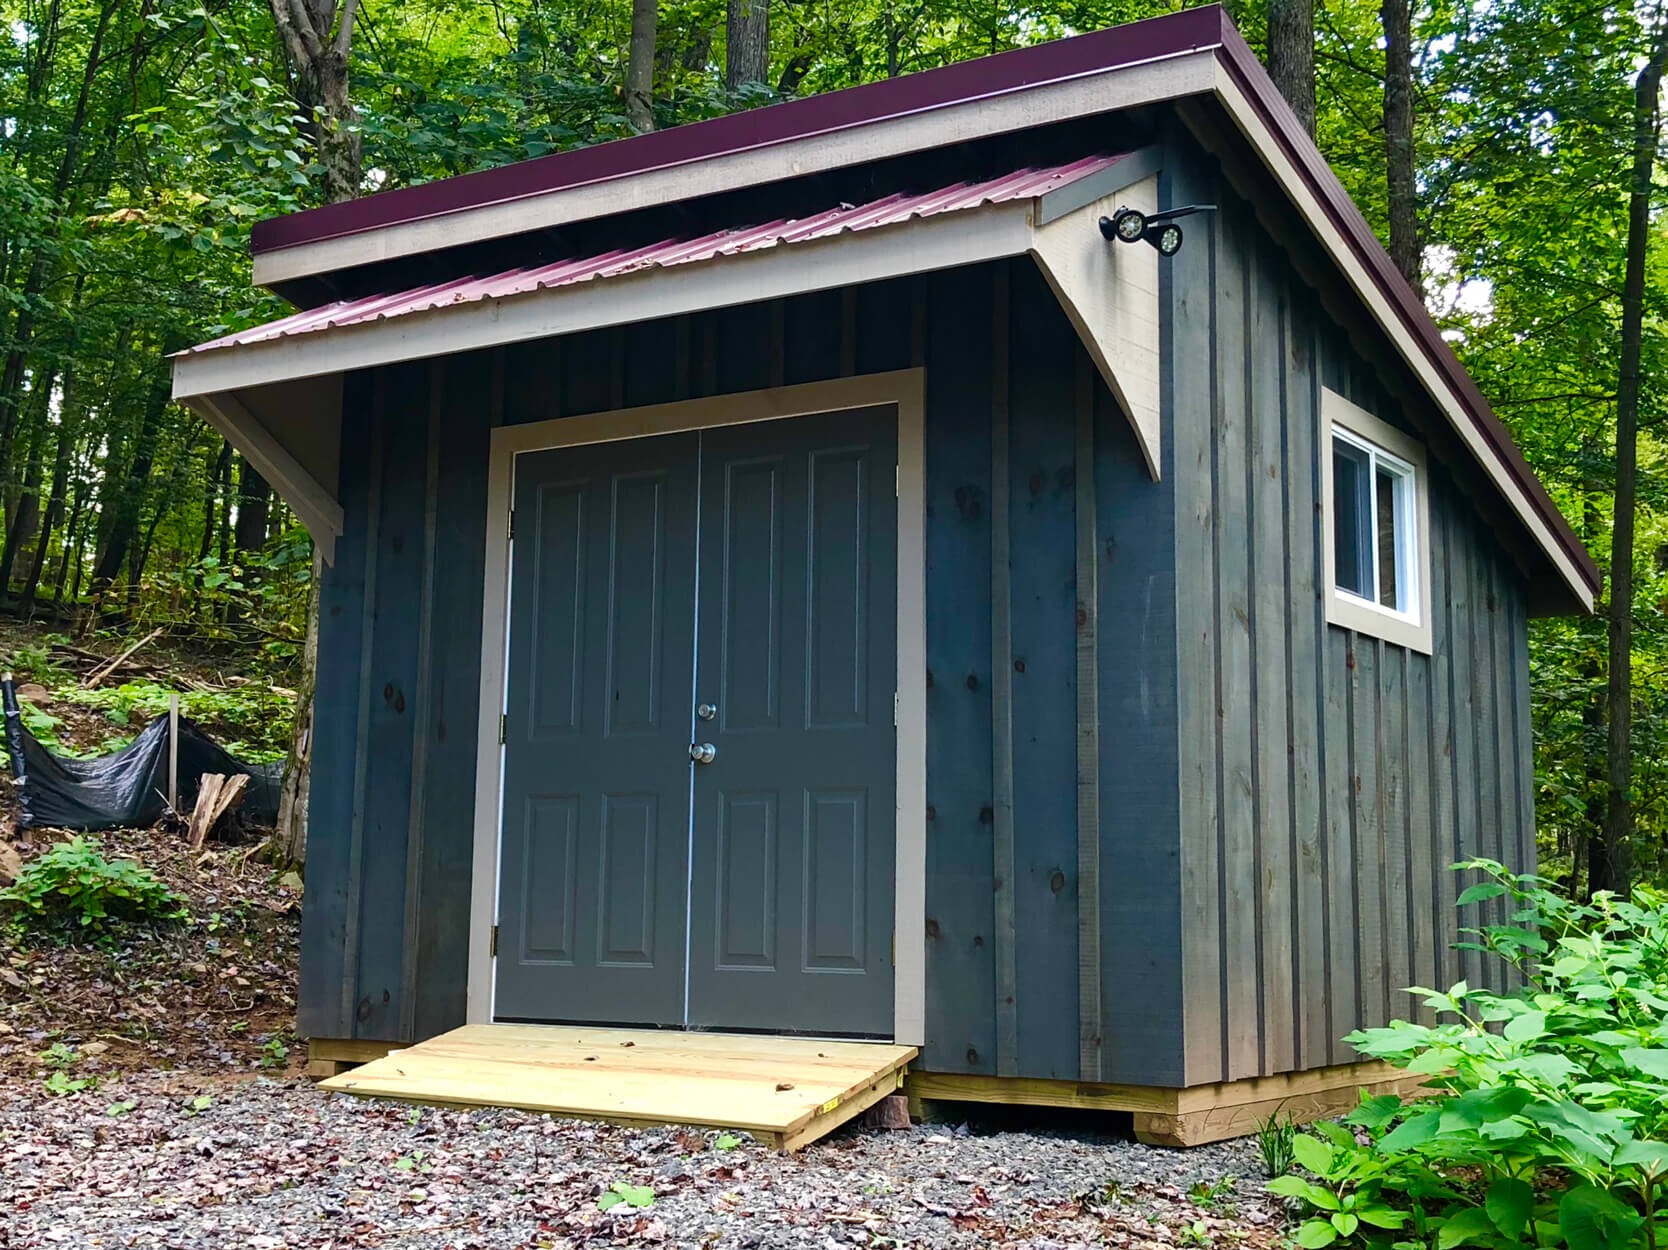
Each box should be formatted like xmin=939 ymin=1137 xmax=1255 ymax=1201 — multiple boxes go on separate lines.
xmin=1 ymin=837 xmax=186 ymax=931
xmin=714 ymin=1133 xmax=741 ymax=1151
xmin=1189 ymin=1175 xmax=1238 ymax=1210
xmin=1270 ymin=859 xmax=1668 ymax=1249
xmin=182 ymin=1094 xmax=213 ymax=1116
xmin=1258 ymin=1109 xmax=1298 ymax=1177
xmin=106 ymin=1100 xmax=136 ymax=1116
xmin=43 ymin=1069 xmax=93 ymax=1096
xmin=40 ymin=1041 xmax=78 ymax=1070
xmin=259 ymin=1036 xmax=289 ymax=1068
xmin=597 ymin=1180 xmax=655 ymax=1211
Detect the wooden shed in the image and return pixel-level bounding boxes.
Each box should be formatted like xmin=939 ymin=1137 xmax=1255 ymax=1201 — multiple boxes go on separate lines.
xmin=172 ymin=5 xmax=1599 ymax=1147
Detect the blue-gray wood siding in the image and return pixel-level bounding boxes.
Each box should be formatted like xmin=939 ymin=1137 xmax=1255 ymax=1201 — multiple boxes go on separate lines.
xmin=295 ymin=257 xmax=1183 ymax=1083
xmin=295 ymin=174 xmax=1534 ymax=1088
xmin=1162 ymin=137 xmax=1535 ymax=1085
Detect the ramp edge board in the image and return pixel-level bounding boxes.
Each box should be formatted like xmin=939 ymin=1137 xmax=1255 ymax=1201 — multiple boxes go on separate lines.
xmin=317 ymin=1023 xmax=916 ymax=1151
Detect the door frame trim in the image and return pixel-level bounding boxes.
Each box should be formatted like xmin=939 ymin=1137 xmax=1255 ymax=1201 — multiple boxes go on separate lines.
xmin=466 ymin=368 xmax=928 ymax=1046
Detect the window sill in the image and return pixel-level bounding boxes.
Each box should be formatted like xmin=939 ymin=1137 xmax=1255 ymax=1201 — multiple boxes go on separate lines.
xmin=1326 ymin=591 xmax=1433 ymax=654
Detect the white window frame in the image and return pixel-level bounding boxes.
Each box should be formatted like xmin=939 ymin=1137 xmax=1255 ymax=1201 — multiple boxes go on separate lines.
xmin=1320 ymin=388 xmax=1433 ymax=654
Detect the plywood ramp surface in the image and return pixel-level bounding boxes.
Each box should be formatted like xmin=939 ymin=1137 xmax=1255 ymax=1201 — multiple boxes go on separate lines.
xmin=320 ymin=1024 xmax=917 ymax=1151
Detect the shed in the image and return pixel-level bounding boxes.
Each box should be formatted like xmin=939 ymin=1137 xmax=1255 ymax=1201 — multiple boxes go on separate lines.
xmin=172 ymin=4 xmax=1599 ymax=1147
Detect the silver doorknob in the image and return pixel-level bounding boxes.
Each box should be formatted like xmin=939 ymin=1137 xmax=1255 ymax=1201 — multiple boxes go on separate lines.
xmin=696 ymin=703 xmax=718 ymax=721
xmin=690 ymin=742 xmax=717 ymax=764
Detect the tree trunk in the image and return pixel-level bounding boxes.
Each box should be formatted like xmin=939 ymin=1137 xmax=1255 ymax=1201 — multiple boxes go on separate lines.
xmin=228 ymin=457 xmax=271 ymax=624
xmin=726 ymin=0 xmax=769 ymax=90
xmin=0 ymin=366 xmax=56 ymax=595
xmin=626 ymin=0 xmax=658 ymax=133
xmin=265 ymin=0 xmax=362 ymax=861
xmin=18 ymin=376 xmax=79 ymax=620
xmin=86 ymin=362 xmax=168 ymax=625
xmin=1267 ymin=0 xmax=1315 ymax=136
xmin=1381 ymin=0 xmax=1421 ymax=293
xmin=267 ymin=0 xmax=363 ymax=202
xmin=1595 ymin=31 xmax=1668 ymax=895
xmin=275 ymin=560 xmax=320 ymax=867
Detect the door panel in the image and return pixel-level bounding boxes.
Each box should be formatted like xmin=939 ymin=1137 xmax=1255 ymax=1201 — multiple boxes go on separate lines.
xmin=494 ymin=434 xmax=698 ymax=1025
xmin=687 ymin=407 xmax=898 ymax=1036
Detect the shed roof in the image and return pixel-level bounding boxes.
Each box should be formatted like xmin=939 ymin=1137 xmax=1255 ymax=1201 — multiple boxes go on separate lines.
xmin=185 ymin=155 xmax=1134 ymax=357
xmin=179 ymin=5 xmax=1600 ymax=613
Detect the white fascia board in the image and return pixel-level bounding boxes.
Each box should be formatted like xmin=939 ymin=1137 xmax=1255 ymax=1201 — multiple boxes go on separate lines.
xmin=252 ymin=52 xmax=1219 ymax=288
xmin=186 ymin=392 xmax=344 ymax=566
xmin=176 ymin=204 xmax=1036 ymax=398
xmin=1208 ymin=67 xmax=1593 ymax=611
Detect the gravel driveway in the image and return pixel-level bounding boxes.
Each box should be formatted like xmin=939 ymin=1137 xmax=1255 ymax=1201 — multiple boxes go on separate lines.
xmin=2 ymin=1072 xmax=1284 ymax=1248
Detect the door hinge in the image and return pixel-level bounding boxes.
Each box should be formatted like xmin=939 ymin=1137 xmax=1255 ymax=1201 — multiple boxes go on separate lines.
xmin=498 ymin=714 xmax=507 ymax=744
xmin=507 ymin=509 xmax=515 ymax=541
xmin=490 ymin=924 xmax=500 ymax=958
xmin=895 ymin=464 xmax=900 ymax=497
xmin=893 ymin=690 xmax=898 ymax=727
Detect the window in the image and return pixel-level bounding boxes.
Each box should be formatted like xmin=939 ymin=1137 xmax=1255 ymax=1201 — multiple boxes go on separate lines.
xmin=1321 ymin=389 xmax=1432 ymax=653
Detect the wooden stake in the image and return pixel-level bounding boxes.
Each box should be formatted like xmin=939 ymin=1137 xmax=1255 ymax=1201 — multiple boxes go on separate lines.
xmin=167 ymin=692 xmax=179 ymax=815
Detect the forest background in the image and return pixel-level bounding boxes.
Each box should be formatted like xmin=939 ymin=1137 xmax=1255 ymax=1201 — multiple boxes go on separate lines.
xmin=1 ymin=0 xmax=1662 ymax=891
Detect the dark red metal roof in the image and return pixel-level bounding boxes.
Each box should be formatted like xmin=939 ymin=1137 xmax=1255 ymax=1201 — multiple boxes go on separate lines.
xmin=195 ymin=156 xmax=1126 ymax=355
xmin=250 ymin=5 xmax=1221 ymax=256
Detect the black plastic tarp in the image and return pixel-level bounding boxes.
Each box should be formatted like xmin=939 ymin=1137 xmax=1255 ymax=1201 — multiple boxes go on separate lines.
xmin=2 ymin=680 xmax=283 ymax=831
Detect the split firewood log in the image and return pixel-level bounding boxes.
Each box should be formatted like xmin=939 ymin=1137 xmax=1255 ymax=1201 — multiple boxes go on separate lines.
xmin=187 ymin=773 xmax=249 ymax=850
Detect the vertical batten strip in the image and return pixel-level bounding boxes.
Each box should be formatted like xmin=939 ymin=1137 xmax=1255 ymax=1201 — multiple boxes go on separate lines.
xmin=1074 ymin=351 xmax=1103 ymax=1082
xmin=342 ymin=378 xmax=385 ymax=1034
xmin=398 ymin=361 xmax=446 ymax=1040
xmin=989 ymin=266 xmax=1019 ymax=1077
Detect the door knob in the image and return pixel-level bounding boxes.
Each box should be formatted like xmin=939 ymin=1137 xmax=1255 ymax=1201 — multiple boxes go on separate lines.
xmin=690 ymin=742 xmax=717 ymax=764
xmin=696 ymin=702 xmax=718 ymax=721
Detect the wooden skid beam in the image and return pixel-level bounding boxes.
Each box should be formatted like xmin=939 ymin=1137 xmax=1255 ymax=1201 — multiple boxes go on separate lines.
xmin=907 ymin=1060 xmax=1422 ymax=1147
xmin=307 ymin=1037 xmax=404 ymax=1080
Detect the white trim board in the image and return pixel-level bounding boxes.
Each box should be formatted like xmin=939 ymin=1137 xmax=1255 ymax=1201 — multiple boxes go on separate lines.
xmin=466 ymin=370 xmax=929 ymax=1048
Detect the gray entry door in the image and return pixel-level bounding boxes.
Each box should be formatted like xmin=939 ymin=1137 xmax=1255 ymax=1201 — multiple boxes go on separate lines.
xmin=686 ymin=408 xmax=898 ymax=1036
xmin=495 ymin=407 xmax=897 ymax=1037
xmin=494 ymin=432 xmax=699 ymax=1026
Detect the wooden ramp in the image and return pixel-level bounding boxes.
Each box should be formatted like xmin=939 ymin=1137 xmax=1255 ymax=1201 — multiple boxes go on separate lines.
xmin=319 ymin=1023 xmax=916 ymax=1151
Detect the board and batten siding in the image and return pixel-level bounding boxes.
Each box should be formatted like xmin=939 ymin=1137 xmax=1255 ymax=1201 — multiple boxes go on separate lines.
xmin=296 ymin=258 xmax=1183 ymax=1084
xmin=294 ymin=170 xmax=1535 ymax=1089
xmin=1163 ymin=139 xmax=1536 ymax=1086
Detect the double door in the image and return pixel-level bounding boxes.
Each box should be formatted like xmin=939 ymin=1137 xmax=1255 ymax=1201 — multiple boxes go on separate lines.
xmin=493 ymin=406 xmax=897 ymax=1037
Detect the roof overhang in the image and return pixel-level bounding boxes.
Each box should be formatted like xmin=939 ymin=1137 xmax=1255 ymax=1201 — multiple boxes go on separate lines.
xmin=176 ymin=159 xmax=1167 ymax=557
xmin=185 ymin=4 xmax=1598 ymax=611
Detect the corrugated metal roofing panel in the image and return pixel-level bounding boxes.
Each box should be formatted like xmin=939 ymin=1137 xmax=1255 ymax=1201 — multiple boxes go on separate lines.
xmin=185 ymin=154 xmax=1131 ymax=356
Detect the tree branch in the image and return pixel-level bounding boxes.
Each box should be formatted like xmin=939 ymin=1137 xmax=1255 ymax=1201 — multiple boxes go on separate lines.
xmin=332 ymin=0 xmax=360 ymax=59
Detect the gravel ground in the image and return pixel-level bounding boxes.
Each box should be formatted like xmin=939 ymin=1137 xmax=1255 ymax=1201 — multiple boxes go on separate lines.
xmin=1 ymin=1072 xmax=1286 ymax=1249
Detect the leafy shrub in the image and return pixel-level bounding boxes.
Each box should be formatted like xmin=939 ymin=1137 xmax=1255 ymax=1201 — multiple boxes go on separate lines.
xmin=1271 ymin=858 xmax=1668 ymax=1248
xmin=1 ymin=837 xmax=187 ymax=931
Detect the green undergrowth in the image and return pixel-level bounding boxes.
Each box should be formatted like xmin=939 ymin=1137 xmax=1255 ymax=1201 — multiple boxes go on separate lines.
xmin=0 ymin=835 xmax=187 ymax=935
xmin=12 ymin=678 xmax=290 ymax=763
xmin=1273 ymin=859 xmax=1668 ymax=1249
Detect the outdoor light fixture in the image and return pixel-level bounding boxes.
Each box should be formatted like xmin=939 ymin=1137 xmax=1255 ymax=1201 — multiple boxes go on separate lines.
xmin=1098 ymin=203 xmax=1217 ymax=255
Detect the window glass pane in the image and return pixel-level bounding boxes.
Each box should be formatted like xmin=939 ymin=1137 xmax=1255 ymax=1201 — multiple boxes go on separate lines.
xmin=1332 ymin=439 xmax=1373 ymax=598
xmin=1376 ymin=465 xmax=1401 ymax=610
